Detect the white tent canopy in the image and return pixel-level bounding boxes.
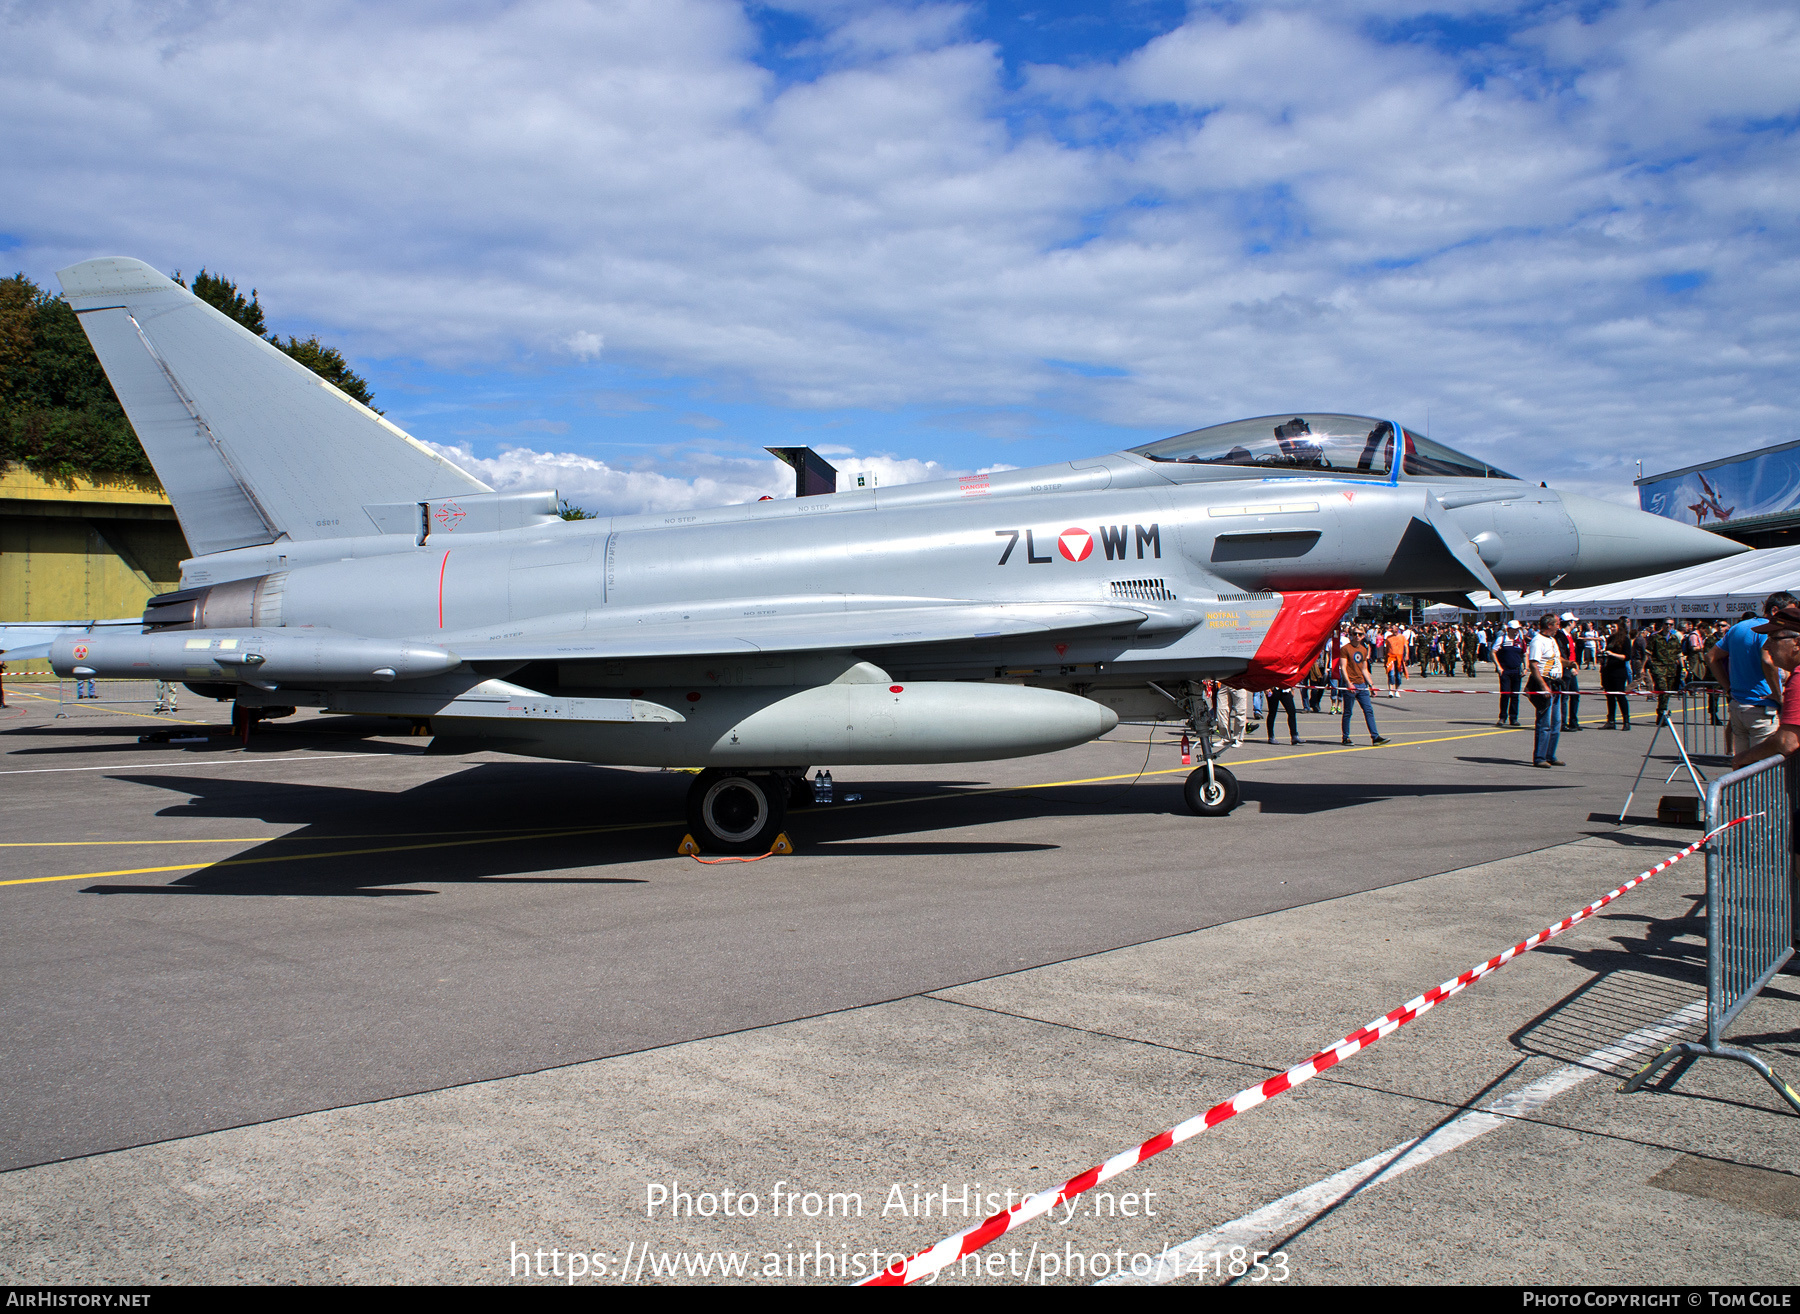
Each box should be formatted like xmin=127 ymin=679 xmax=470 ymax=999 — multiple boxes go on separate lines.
xmin=1421 ymin=544 xmax=1800 ymax=623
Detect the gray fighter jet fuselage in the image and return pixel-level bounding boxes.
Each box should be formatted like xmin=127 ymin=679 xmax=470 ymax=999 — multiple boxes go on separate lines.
xmin=40 ymin=258 xmax=1744 ymax=848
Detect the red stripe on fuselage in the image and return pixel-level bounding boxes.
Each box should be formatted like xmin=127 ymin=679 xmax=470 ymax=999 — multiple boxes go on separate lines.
xmin=438 ymin=550 xmax=450 ymax=628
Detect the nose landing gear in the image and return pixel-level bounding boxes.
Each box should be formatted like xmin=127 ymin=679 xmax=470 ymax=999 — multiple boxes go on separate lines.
xmin=1151 ymin=680 xmax=1242 ymax=817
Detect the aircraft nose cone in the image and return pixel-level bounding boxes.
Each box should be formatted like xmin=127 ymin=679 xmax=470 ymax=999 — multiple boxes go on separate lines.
xmin=1558 ymin=491 xmax=1748 ymax=587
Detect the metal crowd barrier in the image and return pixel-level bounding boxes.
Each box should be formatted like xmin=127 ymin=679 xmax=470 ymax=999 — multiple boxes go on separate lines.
xmin=53 ymin=678 xmax=179 ymax=718
xmin=1617 ymin=682 xmax=1727 ymax=824
xmin=1677 ymin=680 xmax=1726 ymax=762
xmin=1622 ymin=754 xmax=1800 ymax=1113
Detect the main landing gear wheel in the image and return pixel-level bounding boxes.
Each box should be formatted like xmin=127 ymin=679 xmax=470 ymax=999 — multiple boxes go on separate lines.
xmin=686 ymin=770 xmax=788 ymax=854
xmin=1184 ymin=764 xmax=1240 ymax=817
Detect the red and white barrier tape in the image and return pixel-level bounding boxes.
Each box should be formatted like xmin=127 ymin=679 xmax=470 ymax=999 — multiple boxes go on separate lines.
xmin=858 ymin=812 xmax=1759 ymax=1286
xmin=1287 ymin=682 xmax=1695 ymax=698
xmin=1394 ymin=686 xmax=1678 ymax=698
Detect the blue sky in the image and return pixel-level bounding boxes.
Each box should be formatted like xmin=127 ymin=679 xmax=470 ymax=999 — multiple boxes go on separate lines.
xmin=4 ymin=0 xmax=1797 ymax=512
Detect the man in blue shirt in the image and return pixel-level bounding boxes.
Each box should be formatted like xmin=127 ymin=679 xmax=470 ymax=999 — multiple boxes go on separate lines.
xmin=1709 ymin=592 xmax=1795 ymax=759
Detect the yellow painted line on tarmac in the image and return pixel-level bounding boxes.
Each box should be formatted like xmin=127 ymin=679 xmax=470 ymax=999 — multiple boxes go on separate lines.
xmin=78 ymin=705 xmax=212 ymax=726
xmin=0 ymin=838 xmax=297 ymax=848
xmin=7 ymin=726 xmax=1528 ymax=889
xmin=0 ymin=752 xmax=395 ymax=776
xmin=0 ymin=823 xmax=642 ymax=848
xmin=0 ymin=820 xmax=673 ymax=887
xmin=1107 ymin=715 xmax=1509 ymax=745
xmin=1216 ymin=726 xmax=1527 ymax=768
xmin=3 ymin=686 xmax=209 ymax=725
xmin=824 ymin=727 xmax=1527 ymax=806
xmin=1077 ymin=725 xmax=1526 ymax=782
xmin=1115 ymin=719 xmax=1521 ymax=744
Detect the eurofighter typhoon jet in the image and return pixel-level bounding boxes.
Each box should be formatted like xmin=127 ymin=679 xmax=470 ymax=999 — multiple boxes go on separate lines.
xmin=43 ymin=258 xmax=1742 ymax=849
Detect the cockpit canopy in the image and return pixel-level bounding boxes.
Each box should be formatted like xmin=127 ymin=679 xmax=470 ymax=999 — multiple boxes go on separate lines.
xmin=1129 ymin=413 xmax=1517 ymax=480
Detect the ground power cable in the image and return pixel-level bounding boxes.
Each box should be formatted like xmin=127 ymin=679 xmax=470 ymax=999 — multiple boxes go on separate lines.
xmin=1067 ymin=725 xmax=1158 ymax=808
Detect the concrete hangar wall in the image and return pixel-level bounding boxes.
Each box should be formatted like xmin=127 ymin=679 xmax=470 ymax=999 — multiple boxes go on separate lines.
xmin=0 ymin=466 xmax=188 ymax=670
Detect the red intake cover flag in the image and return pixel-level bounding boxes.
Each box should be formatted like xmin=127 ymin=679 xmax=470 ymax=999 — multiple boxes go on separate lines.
xmin=1227 ymin=589 xmax=1361 ymax=691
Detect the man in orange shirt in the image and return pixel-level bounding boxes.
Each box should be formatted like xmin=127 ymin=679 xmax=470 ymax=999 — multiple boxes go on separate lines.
xmin=1338 ymin=627 xmax=1393 ymax=746
xmin=1384 ymin=627 xmax=1408 ymax=697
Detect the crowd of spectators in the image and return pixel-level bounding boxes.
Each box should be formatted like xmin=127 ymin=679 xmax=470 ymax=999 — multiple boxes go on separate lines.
xmin=1200 ymin=597 xmax=1797 ymax=964
xmin=1215 ymin=607 xmax=1788 ymax=770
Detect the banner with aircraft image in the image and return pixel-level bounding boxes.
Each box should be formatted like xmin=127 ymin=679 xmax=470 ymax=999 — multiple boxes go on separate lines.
xmin=1639 ymin=443 xmax=1800 ymax=528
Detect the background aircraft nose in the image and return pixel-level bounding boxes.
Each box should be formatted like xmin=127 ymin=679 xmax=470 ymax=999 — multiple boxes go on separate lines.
xmin=1557 ymin=490 xmax=1748 ymax=587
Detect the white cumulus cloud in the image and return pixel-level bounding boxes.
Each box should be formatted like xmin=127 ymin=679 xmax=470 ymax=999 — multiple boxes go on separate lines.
xmin=565 ymin=330 xmax=604 ymax=361
xmin=426 ymin=439 xmax=1009 ymax=517
xmin=3 ymin=0 xmax=1795 ymax=500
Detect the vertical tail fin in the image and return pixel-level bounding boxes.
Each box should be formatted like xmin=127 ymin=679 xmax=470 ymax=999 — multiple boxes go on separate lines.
xmin=57 ymin=257 xmax=489 ymax=557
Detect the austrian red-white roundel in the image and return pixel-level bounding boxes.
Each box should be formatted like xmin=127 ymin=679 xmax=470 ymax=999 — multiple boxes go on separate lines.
xmin=1057 ymin=527 xmax=1092 ymax=562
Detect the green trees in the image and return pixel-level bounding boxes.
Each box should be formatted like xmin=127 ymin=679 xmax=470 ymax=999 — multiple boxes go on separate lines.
xmin=185 ymin=269 xmax=267 ymax=336
xmin=0 ymin=274 xmax=152 ymax=482
xmin=1 ymin=267 xmax=381 ymax=483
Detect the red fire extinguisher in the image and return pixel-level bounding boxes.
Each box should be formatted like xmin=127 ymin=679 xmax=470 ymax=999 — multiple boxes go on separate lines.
xmin=1180 ymin=732 xmax=1192 ymax=766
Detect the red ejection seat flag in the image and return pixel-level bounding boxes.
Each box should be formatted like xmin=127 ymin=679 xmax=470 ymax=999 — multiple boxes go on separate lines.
xmin=1229 ymin=589 xmax=1361 ymax=691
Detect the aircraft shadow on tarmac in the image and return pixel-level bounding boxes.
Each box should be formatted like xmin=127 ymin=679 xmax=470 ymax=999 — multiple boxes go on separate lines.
xmin=1241 ymin=779 xmax=1567 ymax=814
xmin=78 ymin=761 xmax=1073 ymax=896
xmin=0 ymin=715 xmax=427 ymax=757
xmin=60 ymin=738 xmax=1598 ymax=894
xmin=1 ymin=724 xmax=252 ymax=757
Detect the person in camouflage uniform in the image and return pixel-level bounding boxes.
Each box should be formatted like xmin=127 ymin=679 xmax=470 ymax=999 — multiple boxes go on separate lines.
xmin=1646 ymin=617 xmax=1686 ymax=720
xmin=1462 ymin=625 xmax=1479 ymax=677
xmin=1682 ymin=622 xmax=1708 ymax=684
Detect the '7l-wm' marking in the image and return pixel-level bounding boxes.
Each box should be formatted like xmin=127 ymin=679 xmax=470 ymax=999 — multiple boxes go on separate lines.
xmin=995 ymin=524 xmax=1160 ymax=565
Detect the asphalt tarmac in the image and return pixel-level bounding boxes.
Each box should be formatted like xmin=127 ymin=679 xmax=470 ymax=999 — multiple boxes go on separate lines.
xmin=2 ymin=676 xmax=1795 ymax=1285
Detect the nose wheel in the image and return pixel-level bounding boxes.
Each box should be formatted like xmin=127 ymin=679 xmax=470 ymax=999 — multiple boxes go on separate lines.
xmin=1183 ymin=764 xmax=1240 ymax=816
xmin=686 ymin=770 xmax=789 ymax=854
